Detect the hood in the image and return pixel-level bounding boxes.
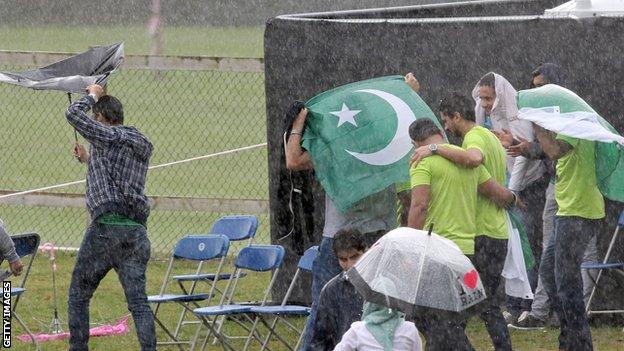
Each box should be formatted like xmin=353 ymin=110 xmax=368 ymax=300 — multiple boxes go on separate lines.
xmin=472 ymin=72 xmax=518 ymax=129
xmin=530 ymin=63 xmax=568 ymax=88
xmin=117 ymin=126 xmax=153 ymax=161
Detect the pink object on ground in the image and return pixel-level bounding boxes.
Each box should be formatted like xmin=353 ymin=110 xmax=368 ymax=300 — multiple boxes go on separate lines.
xmin=17 ymin=315 xmax=130 ymax=343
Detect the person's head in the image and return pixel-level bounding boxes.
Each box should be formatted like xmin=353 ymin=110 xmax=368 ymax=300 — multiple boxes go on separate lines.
xmin=477 ymin=72 xmax=496 ymax=115
xmin=92 ymin=95 xmax=124 ymax=125
xmin=332 ymin=228 xmax=367 ymax=271
xmin=530 ymin=63 xmax=568 ymax=88
xmin=408 ymin=118 xmax=444 ymax=147
xmin=438 ymin=92 xmax=476 ymax=138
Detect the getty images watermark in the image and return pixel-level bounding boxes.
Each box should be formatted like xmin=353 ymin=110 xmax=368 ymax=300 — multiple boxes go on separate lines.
xmin=2 ymin=280 xmax=10 ymax=348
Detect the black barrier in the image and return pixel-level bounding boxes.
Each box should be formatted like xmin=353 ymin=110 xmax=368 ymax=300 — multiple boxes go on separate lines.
xmin=265 ymin=0 xmax=624 ymax=314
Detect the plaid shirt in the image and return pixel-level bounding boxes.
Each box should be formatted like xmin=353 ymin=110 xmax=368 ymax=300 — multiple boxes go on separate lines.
xmin=66 ymin=95 xmax=153 ymax=225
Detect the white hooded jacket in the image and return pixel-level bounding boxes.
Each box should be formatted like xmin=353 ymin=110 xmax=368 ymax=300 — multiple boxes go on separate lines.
xmin=472 ymin=73 xmax=544 ymax=192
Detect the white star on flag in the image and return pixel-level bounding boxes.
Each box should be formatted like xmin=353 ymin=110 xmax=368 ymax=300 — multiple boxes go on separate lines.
xmin=330 ymin=103 xmax=361 ymax=127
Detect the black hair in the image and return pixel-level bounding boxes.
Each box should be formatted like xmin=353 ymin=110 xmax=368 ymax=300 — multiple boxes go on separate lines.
xmin=478 ymin=72 xmax=496 ymax=89
xmin=332 ymin=228 xmax=367 ymax=255
xmin=438 ymin=92 xmax=476 ymax=122
xmin=408 ymin=118 xmax=443 ymax=143
xmin=93 ymin=95 xmax=124 ymax=124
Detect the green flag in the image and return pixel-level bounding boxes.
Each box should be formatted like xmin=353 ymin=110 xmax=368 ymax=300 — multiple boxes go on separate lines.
xmin=302 ymin=75 xmax=441 ymax=211
xmin=517 ymin=84 xmax=624 ymax=202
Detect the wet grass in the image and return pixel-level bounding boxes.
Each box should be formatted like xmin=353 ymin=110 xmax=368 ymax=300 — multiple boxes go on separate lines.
xmin=0 ymin=25 xmax=265 ymax=58
xmin=6 ymin=253 xmax=624 ymax=350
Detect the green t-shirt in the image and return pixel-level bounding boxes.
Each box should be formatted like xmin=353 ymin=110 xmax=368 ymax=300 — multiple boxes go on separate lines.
xmin=462 ymin=126 xmax=508 ymax=239
xmin=410 ymin=144 xmax=491 ymax=255
xmin=555 ymin=135 xmax=605 ymax=219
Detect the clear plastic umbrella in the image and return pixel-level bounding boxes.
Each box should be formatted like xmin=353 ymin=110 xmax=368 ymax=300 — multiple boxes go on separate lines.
xmin=347 ymin=227 xmax=486 ymax=313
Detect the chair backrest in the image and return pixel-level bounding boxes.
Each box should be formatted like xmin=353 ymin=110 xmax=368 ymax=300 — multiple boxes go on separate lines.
xmin=173 ymin=235 xmax=229 ymax=261
xmin=298 ymin=246 xmax=318 ymax=272
xmin=12 ymin=232 xmax=40 ymax=258
xmin=235 ymin=245 xmax=285 ymax=272
xmin=210 ymin=215 xmax=258 ymax=242
xmin=8 ymin=233 xmax=40 ymax=296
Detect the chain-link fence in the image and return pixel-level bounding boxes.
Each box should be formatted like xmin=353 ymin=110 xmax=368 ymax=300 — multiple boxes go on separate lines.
xmin=0 ymin=53 xmax=269 ymax=257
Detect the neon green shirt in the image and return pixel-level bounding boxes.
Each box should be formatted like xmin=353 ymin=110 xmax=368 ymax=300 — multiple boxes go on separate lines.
xmin=555 ymin=135 xmax=605 ymax=219
xmin=462 ymin=126 xmax=508 ymax=239
xmin=410 ymin=144 xmax=491 ymax=255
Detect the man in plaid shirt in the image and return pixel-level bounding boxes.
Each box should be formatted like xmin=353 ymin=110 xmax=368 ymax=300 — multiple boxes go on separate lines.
xmin=67 ymin=84 xmax=155 ymax=351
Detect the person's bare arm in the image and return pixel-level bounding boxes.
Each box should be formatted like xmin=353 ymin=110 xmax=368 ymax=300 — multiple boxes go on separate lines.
xmin=478 ymin=178 xmax=515 ymax=209
xmin=285 ymin=108 xmax=313 ymax=171
xmin=407 ymin=185 xmax=430 ymax=229
xmin=533 ymin=124 xmax=572 ymax=160
xmin=410 ymin=145 xmax=483 ymax=168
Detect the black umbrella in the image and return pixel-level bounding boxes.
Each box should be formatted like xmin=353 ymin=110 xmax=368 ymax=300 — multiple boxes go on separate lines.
xmin=0 ymin=42 xmax=124 ymax=94
xmin=0 ymin=42 xmax=124 ymax=141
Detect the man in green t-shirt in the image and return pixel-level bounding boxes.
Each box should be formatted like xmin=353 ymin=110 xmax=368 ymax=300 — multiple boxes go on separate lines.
xmin=406 ymin=118 xmax=515 ymax=351
xmin=410 ymin=92 xmax=513 ymax=351
xmin=533 ymin=125 xmax=604 ymax=351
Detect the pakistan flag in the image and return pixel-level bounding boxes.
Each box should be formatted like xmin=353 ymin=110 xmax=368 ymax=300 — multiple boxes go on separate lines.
xmin=517 ymin=84 xmax=624 ymax=202
xmin=302 ymin=75 xmax=440 ymax=212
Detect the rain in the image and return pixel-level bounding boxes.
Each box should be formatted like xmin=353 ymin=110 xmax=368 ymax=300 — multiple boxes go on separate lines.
xmin=0 ymin=0 xmax=623 ymax=350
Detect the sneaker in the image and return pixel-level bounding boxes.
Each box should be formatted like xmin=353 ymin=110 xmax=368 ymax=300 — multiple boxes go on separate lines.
xmin=509 ymin=311 xmax=546 ymax=330
xmin=502 ymin=310 xmax=518 ymax=325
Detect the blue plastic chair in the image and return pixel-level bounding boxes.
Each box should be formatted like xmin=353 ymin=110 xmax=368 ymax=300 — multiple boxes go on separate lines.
xmin=148 ymin=235 xmax=230 ymax=350
xmin=192 ymin=244 xmax=285 ymax=351
xmin=5 ymin=232 xmax=40 ymax=350
xmin=582 ymin=210 xmax=624 ymax=316
xmin=245 ymin=246 xmax=318 ymax=351
xmin=172 ymin=215 xmax=258 ymax=285
xmin=170 ymin=215 xmax=258 ymax=342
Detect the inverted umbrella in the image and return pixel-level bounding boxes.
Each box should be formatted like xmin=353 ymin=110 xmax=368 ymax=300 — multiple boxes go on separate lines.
xmin=0 ymin=42 xmax=124 ymax=94
xmin=0 ymin=42 xmax=124 ymax=141
xmin=347 ymin=227 xmax=486 ymax=313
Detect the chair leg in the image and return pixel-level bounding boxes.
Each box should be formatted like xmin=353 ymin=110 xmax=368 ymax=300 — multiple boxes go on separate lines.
xmin=13 ymin=312 xmax=41 ymax=351
xmin=154 ymin=316 xmax=185 ymax=351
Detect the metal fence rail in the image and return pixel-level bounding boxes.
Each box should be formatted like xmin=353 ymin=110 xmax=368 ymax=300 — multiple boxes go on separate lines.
xmin=0 ymin=51 xmax=268 ymax=256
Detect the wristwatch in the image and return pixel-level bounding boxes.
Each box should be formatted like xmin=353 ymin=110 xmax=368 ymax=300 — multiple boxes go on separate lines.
xmin=428 ymin=143 xmax=438 ymax=154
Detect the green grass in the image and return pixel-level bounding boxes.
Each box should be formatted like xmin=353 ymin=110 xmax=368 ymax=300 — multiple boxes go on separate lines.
xmin=0 ymin=25 xmax=265 ymax=57
xmin=7 ymin=252 xmax=624 ymax=350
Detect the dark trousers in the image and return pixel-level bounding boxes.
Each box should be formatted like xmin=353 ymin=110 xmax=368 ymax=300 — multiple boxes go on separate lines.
xmin=540 ymin=216 xmax=598 ymax=351
xmin=68 ymin=223 xmax=156 ymax=351
xmin=410 ymin=307 xmax=474 ymax=351
xmin=473 ymin=236 xmax=512 ymax=351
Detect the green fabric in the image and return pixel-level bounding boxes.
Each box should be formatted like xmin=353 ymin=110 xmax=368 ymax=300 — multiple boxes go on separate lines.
xmin=303 ymin=75 xmax=442 ymax=211
xmin=97 ymin=213 xmax=143 ymax=226
xmin=509 ymin=212 xmax=535 ymax=270
xmin=555 ymin=135 xmax=605 ymax=219
xmin=462 ymin=126 xmax=508 ymax=239
xmin=410 ymin=144 xmax=491 ymax=255
xmin=363 ymin=302 xmax=404 ymax=351
xmin=517 ymin=84 xmax=624 ymax=203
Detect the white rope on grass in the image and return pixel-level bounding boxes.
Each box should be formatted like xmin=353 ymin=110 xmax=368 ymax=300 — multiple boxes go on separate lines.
xmin=0 ymin=142 xmax=267 ymax=201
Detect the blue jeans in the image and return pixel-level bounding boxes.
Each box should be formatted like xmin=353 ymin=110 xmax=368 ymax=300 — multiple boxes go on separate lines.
xmin=540 ymin=216 xmax=598 ymax=351
xmin=68 ymin=222 xmax=156 ymax=351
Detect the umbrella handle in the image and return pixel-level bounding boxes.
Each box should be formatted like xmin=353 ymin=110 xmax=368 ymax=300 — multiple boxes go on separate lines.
xmin=427 ymin=223 xmax=434 ymax=236
xmin=67 ymin=93 xmax=78 ymax=143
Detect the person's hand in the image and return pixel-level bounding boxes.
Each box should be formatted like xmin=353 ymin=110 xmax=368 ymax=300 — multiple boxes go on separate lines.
xmin=9 ymin=259 xmax=23 ymax=276
xmin=508 ymin=136 xmax=530 ymax=157
xmin=404 ymin=72 xmax=420 ymax=93
xmin=492 ymin=128 xmax=515 ymax=148
xmin=515 ymin=193 xmax=527 ymax=209
xmin=291 ymin=107 xmax=308 ymax=132
xmin=74 ymin=142 xmax=89 ymax=163
xmin=86 ymin=84 xmax=104 ymax=99
xmin=410 ymin=145 xmax=433 ymax=167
